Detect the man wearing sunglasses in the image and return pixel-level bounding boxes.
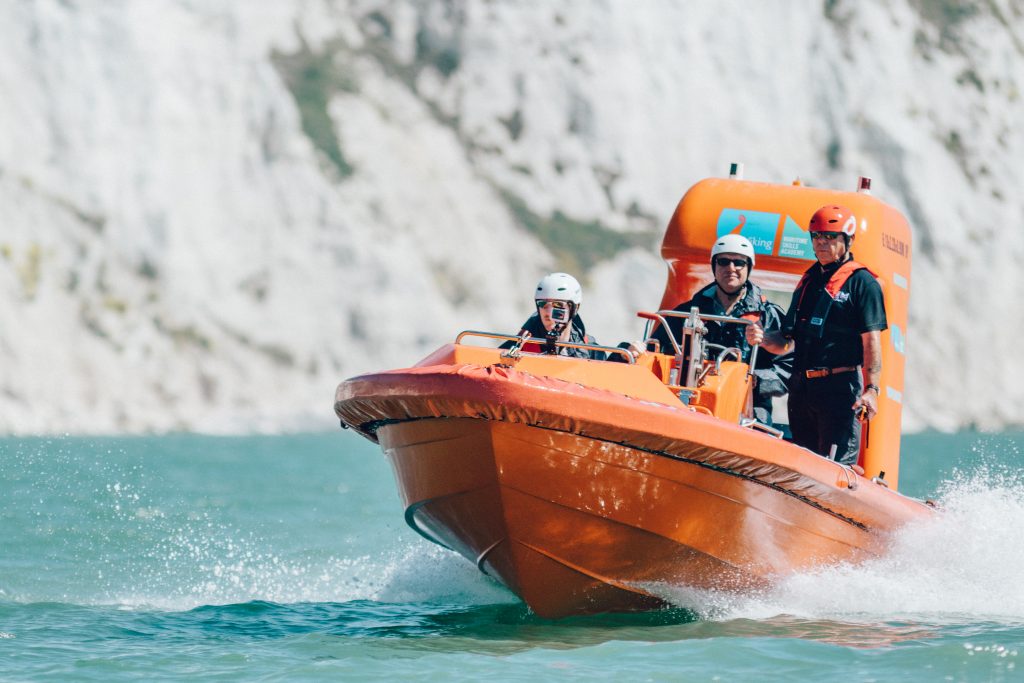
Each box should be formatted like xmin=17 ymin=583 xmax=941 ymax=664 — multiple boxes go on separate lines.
xmin=746 ymin=205 xmax=887 ymax=465
xmin=501 ymin=272 xmax=606 ymax=360
xmin=651 ymin=234 xmax=791 ymax=426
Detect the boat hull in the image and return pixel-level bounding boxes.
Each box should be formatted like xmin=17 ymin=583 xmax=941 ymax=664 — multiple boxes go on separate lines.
xmin=338 ymin=357 xmax=933 ymax=618
xmin=380 ymin=417 xmax=900 ymax=617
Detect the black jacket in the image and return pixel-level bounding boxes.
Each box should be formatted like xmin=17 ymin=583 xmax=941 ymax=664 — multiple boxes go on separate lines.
xmin=500 ymin=314 xmax=606 ymax=360
xmin=652 ymin=282 xmax=792 ymax=424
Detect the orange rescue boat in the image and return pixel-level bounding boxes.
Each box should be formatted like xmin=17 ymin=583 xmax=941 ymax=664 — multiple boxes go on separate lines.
xmin=335 ymin=171 xmax=933 ymax=618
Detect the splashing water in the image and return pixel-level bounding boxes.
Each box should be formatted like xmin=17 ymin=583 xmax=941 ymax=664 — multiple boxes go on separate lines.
xmin=1 ymin=434 xmax=513 ymax=611
xmin=5 ymin=432 xmax=1023 ymax=682
xmin=111 ymin=533 xmax=512 ymax=612
xmin=658 ymin=465 xmax=1024 ymax=623
xmin=5 ymin=432 xmax=1024 ymax=624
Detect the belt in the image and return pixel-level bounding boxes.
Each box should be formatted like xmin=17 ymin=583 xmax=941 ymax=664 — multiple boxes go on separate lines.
xmin=805 ymin=366 xmax=859 ymax=379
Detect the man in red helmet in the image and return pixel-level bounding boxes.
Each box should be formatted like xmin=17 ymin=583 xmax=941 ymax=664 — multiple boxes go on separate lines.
xmin=745 ymin=205 xmax=886 ymax=465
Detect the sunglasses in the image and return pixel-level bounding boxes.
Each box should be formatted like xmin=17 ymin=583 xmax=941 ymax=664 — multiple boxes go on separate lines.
xmin=536 ymin=299 xmax=569 ymax=309
xmin=810 ymin=232 xmax=842 ymax=241
xmin=714 ymin=257 xmax=748 ymax=268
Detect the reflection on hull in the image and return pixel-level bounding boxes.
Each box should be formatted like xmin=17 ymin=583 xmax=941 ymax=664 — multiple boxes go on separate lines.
xmin=377 ymin=414 xmax=902 ymax=618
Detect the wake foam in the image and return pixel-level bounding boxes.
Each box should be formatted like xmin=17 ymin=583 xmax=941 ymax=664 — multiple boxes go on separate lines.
xmin=658 ymin=464 xmax=1024 ymax=622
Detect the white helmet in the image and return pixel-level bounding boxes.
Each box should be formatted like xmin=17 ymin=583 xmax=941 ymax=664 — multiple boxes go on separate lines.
xmin=535 ymin=272 xmax=583 ymax=305
xmin=711 ymin=234 xmax=755 ymax=268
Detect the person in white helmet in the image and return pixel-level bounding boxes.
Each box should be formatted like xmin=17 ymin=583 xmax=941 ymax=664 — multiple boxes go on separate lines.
xmin=651 ymin=234 xmax=791 ymax=425
xmin=501 ymin=272 xmax=606 ymax=360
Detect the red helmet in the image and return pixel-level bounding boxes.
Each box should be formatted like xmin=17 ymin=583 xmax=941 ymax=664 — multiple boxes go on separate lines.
xmin=809 ymin=205 xmax=858 ymax=236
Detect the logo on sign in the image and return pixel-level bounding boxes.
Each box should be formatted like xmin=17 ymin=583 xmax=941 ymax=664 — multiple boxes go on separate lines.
xmin=716 ymin=209 xmax=777 ymax=256
xmin=777 ymin=215 xmax=815 ymax=260
xmin=715 ymin=209 xmax=817 ymax=261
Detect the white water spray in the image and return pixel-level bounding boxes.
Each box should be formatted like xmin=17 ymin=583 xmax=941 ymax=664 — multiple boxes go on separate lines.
xmin=679 ymin=465 xmax=1024 ymax=623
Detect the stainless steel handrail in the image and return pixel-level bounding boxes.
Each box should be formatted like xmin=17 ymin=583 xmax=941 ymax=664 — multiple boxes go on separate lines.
xmin=656 ymin=310 xmax=754 ymax=325
xmin=641 ymin=309 xmax=762 ymax=373
xmin=638 ymin=308 xmax=764 ymax=422
xmin=705 ymin=343 xmax=741 ymax=361
xmin=635 ymin=312 xmax=681 ymax=355
xmin=739 ymin=418 xmax=785 ymax=439
xmin=712 ymin=345 xmax=742 ymax=374
xmin=455 ymin=330 xmax=526 ymax=345
xmin=454 ymin=330 xmax=636 ymax=364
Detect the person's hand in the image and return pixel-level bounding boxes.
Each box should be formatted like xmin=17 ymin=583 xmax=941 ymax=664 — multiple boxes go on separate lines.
xmin=745 ymin=320 xmax=765 ymax=346
xmin=627 ymin=340 xmax=647 ymax=358
xmin=619 ymin=340 xmax=645 ymax=361
xmin=611 ymin=340 xmax=647 ymax=362
xmin=852 ymin=387 xmax=878 ymax=420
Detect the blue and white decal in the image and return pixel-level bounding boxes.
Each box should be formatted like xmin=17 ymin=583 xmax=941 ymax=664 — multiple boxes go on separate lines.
xmin=716 ymin=209 xmax=778 ymax=256
xmin=716 ymin=209 xmax=815 ymax=261
xmin=890 ymin=324 xmax=906 ymax=354
xmin=777 ymin=215 xmax=815 ymax=260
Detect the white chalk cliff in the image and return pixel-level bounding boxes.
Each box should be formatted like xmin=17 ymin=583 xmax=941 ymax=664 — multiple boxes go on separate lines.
xmin=1 ymin=0 xmax=1021 ymax=434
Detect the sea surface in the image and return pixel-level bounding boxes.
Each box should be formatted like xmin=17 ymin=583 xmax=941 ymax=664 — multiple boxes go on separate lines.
xmin=2 ymin=429 xmax=1023 ymax=681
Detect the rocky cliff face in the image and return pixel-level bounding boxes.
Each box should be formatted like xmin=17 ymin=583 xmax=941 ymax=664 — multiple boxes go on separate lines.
xmin=1 ymin=0 xmax=1021 ymax=434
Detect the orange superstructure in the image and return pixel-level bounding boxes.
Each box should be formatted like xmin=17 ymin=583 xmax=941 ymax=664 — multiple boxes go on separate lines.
xmin=334 ymin=172 xmax=929 ymax=619
xmin=661 ymin=176 xmax=911 ymax=486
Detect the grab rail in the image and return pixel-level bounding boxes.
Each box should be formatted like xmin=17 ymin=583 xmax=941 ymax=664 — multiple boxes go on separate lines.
xmin=707 ymin=344 xmax=742 ymax=373
xmin=636 ymin=312 xmax=682 ymax=355
xmin=454 ymin=330 xmax=636 ymax=364
xmin=739 ymin=418 xmax=785 ymax=439
xmin=638 ymin=309 xmax=761 ymax=378
xmin=658 ymin=310 xmax=755 ymax=326
xmin=635 ymin=308 xmax=765 ymax=424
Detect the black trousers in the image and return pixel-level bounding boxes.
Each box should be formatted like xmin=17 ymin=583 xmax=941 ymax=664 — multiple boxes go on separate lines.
xmin=787 ymin=371 xmax=862 ymax=465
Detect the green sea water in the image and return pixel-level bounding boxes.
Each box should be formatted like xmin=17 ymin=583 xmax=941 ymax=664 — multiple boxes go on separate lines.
xmin=2 ymin=429 xmax=1023 ymax=681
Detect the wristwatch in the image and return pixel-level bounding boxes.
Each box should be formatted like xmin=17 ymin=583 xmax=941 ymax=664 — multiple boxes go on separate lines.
xmin=865 ymin=383 xmax=879 ymax=394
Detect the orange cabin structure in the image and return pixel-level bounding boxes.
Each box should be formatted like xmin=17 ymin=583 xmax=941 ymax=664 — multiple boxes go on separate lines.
xmin=657 ymin=173 xmax=912 ymax=488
